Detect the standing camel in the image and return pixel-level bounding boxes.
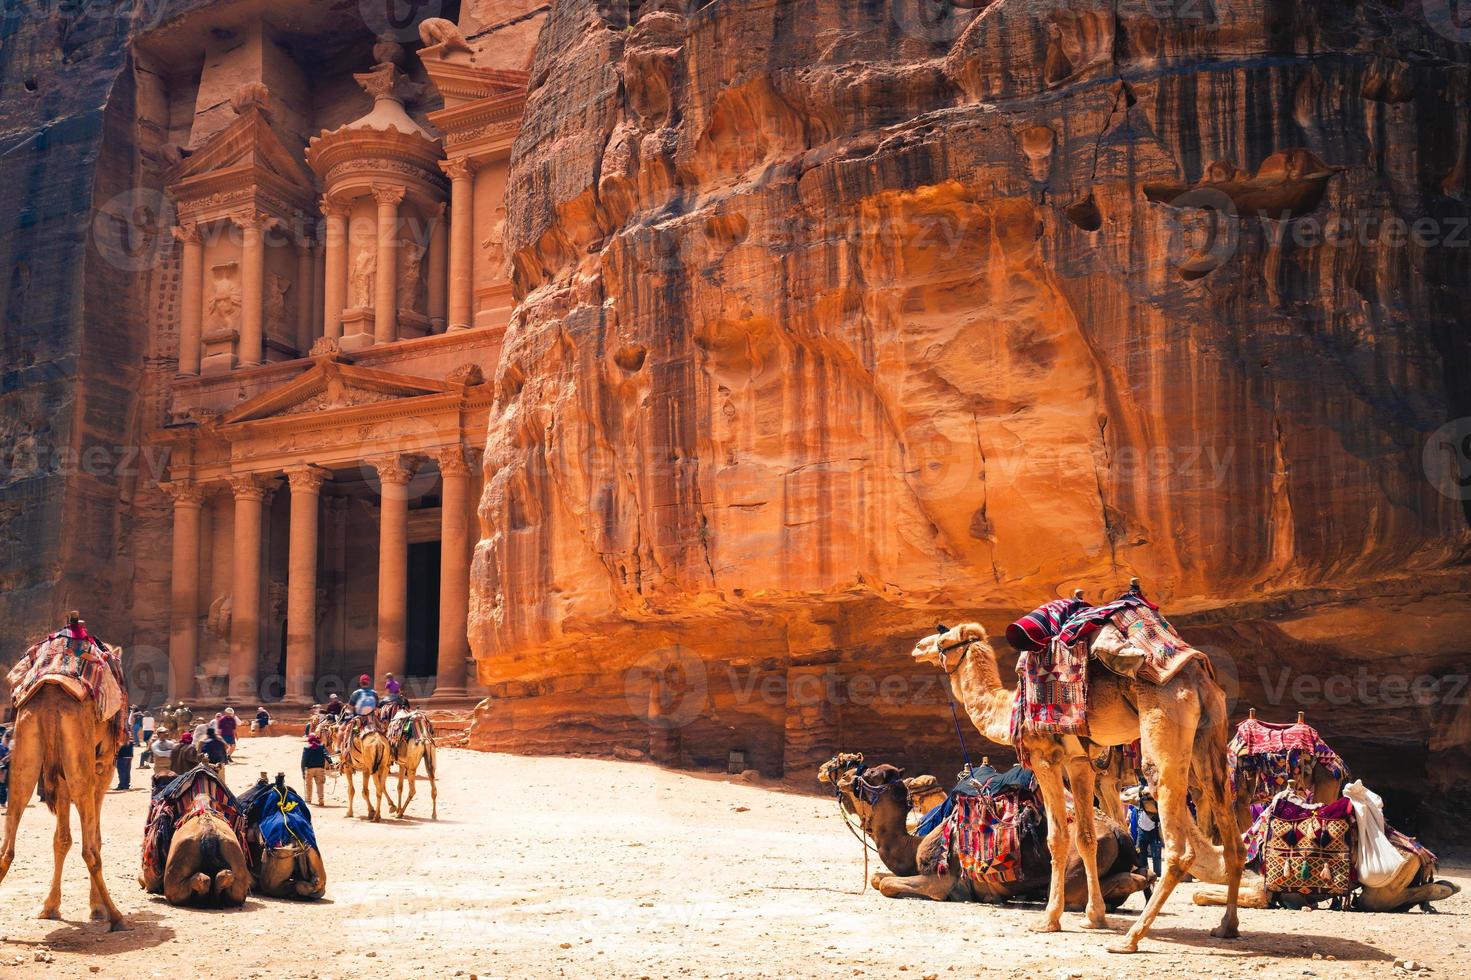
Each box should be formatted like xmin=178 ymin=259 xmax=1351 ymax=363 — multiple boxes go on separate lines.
xmin=0 ymin=641 xmax=128 ymax=929
xmin=387 ymin=711 xmax=437 ymax=820
xmin=333 ymin=720 xmax=391 ymax=822
xmin=911 ymin=618 xmax=1244 ymax=954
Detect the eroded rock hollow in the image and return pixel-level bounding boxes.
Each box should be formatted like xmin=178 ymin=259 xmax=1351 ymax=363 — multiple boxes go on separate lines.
xmin=470 ymin=0 xmax=1471 ymax=834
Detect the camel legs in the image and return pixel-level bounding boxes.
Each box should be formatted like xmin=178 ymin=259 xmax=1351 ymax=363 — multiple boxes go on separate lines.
xmin=41 ymin=783 xmax=73 ymax=919
xmin=394 ymin=754 xmax=412 ymax=817
xmin=426 ymin=746 xmax=437 ymax=821
xmin=66 ymin=741 xmax=124 ymax=930
xmin=1064 ymin=755 xmax=1109 ymax=929
xmin=370 ymin=758 xmax=389 ymax=823
xmin=1111 ymin=715 xmax=1197 ymax=954
xmin=0 ymin=735 xmax=41 ymax=888
xmin=344 ymin=765 xmax=356 ymax=819
xmin=1030 ymin=756 xmax=1071 ymax=933
xmin=871 ymin=869 xmax=957 ymax=901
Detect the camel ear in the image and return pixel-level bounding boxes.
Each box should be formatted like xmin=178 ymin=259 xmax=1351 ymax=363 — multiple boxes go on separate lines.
xmin=935 ymin=623 xmax=948 ymax=634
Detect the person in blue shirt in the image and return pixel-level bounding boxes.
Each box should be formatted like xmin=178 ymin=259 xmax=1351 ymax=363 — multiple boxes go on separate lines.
xmin=349 ymin=675 xmax=379 ymax=716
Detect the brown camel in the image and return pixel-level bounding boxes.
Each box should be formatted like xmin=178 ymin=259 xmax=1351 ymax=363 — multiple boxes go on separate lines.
xmin=256 ymin=844 xmax=327 ymax=900
xmin=148 ymin=807 xmax=251 ymax=907
xmin=819 ymin=756 xmax=1152 ymax=909
xmin=1193 ymin=837 xmax=1460 ymax=912
xmin=0 ymin=684 xmax=127 ymax=929
xmin=912 ymin=619 xmax=1245 ymax=953
xmin=387 ymin=711 xmax=438 ymax=820
xmin=333 ymin=721 xmax=391 ymax=822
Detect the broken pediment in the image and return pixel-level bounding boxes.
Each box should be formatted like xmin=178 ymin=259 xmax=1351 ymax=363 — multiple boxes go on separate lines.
xmin=170 ymin=96 xmax=318 ymax=222
xmin=219 ymin=359 xmax=456 ymax=425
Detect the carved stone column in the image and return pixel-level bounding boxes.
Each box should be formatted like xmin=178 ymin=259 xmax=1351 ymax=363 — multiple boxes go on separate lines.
xmin=162 ymin=480 xmax=206 ymax=699
xmin=227 ymin=474 xmax=276 ymax=704
xmin=321 ymin=197 xmax=348 ymax=340
xmin=427 ymin=202 xmax=448 ymax=333
xmin=236 ymin=211 xmax=270 ymax=367
xmin=174 ymin=223 xmax=204 ymax=375
xmin=284 ymin=465 xmax=330 ymax=705
xmin=434 ymin=448 xmax=473 ymax=696
xmin=372 ymin=186 xmax=404 ymax=345
xmin=441 ymin=158 xmax=475 ymax=332
xmin=370 ymin=455 xmax=418 ymax=679
xmin=295 ymin=235 xmax=316 ymax=354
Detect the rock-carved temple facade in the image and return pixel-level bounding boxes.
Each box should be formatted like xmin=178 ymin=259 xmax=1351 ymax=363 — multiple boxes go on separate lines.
xmin=142 ymin=5 xmax=542 ymax=705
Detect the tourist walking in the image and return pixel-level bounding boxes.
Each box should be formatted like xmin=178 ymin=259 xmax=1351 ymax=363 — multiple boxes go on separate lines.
xmin=301 ymin=734 xmax=327 ymax=807
xmin=114 ymin=739 xmax=133 ymax=791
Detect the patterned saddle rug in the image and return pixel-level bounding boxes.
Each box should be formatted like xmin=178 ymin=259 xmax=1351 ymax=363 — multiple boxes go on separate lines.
xmin=238 ymin=779 xmax=318 ymax=853
xmin=142 ymin=765 xmax=249 ymax=885
xmin=1249 ymin=794 xmax=1355 ymax=897
xmin=1007 ymin=595 xmax=1211 ymax=749
xmin=7 ymin=629 xmax=128 ymax=743
xmin=1229 ymin=717 xmax=1348 ymax=804
xmin=936 ymin=766 xmax=1044 ymax=885
xmin=340 ymin=713 xmax=384 ymax=758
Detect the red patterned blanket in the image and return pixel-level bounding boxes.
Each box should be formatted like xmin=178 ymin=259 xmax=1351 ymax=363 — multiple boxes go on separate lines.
xmin=7 ymin=630 xmax=127 ymax=743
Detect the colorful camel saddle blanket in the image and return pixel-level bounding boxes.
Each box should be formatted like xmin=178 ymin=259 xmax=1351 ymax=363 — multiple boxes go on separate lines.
xmin=1228 ymin=718 xmax=1347 ymax=803
xmin=7 ymin=630 xmax=127 ymax=740
xmin=340 ymin=713 xmax=383 ymax=756
xmin=935 ymin=766 xmax=1043 ymax=885
xmin=238 ymin=780 xmax=318 ymax=852
xmin=387 ymin=711 xmax=434 ymax=746
xmin=1247 ymin=794 xmax=1356 ymax=897
xmin=142 ymin=766 xmax=249 ymax=880
xmin=1007 ymin=596 xmax=1212 ymax=744
xmin=1386 ymin=827 xmax=1438 ymax=885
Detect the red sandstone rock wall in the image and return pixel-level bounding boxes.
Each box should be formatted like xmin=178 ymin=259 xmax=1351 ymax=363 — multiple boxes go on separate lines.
xmin=473 ymin=0 xmax=1471 ymax=836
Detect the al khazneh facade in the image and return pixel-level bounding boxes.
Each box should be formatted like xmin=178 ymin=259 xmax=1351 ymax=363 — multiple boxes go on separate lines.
xmin=141 ymin=7 xmax=543 ymax=705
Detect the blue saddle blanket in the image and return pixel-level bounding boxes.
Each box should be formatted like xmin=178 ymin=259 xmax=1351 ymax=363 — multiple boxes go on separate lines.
xmin=239 ymin=783 xmax=318 ymax=851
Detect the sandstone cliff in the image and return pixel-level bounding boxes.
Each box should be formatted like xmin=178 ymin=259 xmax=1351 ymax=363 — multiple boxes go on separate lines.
xmin=474 ymin=0 xmax=1471 ymax=837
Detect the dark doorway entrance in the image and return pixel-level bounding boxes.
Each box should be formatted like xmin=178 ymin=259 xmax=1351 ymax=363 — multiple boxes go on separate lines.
xmin=406 ymin=540 xmax=441 ymax=681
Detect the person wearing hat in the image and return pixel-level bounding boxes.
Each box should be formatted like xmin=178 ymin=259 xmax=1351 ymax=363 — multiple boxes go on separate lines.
xmin=217 ymin=707 xmax=238 ymax=760
xmin=301 ymin=733 xmax=328 ymax=807
xmin=349 ymin=674 xmax=379 ymax=716
xmin=172 ymin=730 xmax=200 ymax=776
xmin=149 ymin=726 xmax=178 ymax=794
xmin=323 ymin=693 xmax=344 ymax=720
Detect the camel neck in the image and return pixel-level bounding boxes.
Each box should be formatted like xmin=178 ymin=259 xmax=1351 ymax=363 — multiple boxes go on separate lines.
xmin=950 ymin=647 xmax=1015 ymax=746
xmin=866 ymin=791 xmax=921 ymax=876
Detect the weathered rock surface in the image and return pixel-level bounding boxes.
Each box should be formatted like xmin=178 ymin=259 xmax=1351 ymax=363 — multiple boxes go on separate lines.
xmin=473 ymin=0 xmax=1471 ymax=838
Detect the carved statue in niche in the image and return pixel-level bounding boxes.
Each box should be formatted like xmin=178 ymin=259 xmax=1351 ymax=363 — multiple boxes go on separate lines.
xmin=480 ymin=206 xmax=507 ymax=275
xmin=398 ymin=242 xmax=425 ymax=313
xmin=266 ymin=273 xmax=292 ymax=337
xmin=205 ymin=262 xmax=241 ymax=337
xmin=207 ymin=594 xmax=232 ymax=638
xmin=350 ymin=246 xmax=376 ymax=309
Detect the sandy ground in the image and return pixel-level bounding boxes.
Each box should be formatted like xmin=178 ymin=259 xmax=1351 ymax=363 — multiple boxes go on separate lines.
xmin=0 ymin=736 xmax=1466 ymax=979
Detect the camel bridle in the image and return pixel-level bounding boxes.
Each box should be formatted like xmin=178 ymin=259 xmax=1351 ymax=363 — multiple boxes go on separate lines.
xmin=936 ymin=634 xmax=977 ymax=674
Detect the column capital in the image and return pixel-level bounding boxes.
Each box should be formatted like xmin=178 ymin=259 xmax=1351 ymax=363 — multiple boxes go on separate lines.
xmin=285 ymin=464 xmax=333 ymax=494
xmin=371 ymin=185 xmax=406 ymax=207
xmin=436 ymin=448 xmax=471 ymax=477
xmin=172 ymin=222 xmax=203 ymax=245
xmin=230 ymin=208 xmax=275 ymax=232
xmin=369 ymin=454 xmax=420 ymax=486
xmin=159 ymin=480 xmax=206 ymax=507
xmin=320 ymin=195 xmax=351 ymax=218
xmin=440 ymin=157 xmax=475 ymax=181
xmin=227 ymin=473 xmax=279 ymax=501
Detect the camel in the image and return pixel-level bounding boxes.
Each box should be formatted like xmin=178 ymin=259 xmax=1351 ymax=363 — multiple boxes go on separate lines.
xmin=148 ymin=806 xmax=251 ymax=907
xmin=1193 ymin=837 xmax=1460 ymax=912
xmin=333 ymin=719 xmax=391 ymax=822
xmin=386 ymin=711 xmax=438 ymax=820
xmin=819 ymin=755 xmax=1152 ymax=909
xmin=912 ymin=617 xmax=1245 ymax=953
xmin=240 ymin=776 xmax=327 ymax=900
xmin=0 ymin=675 xmax=128 ymax=929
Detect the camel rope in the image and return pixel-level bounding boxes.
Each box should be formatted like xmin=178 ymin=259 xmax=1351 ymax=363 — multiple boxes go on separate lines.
xmin=835 ymin=796 xmax=878 ymax=894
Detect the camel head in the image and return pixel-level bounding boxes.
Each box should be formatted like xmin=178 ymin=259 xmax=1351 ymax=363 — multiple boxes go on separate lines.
xmin=845 ymin=763 xmax=909 ymax=820
xmin=911 ymin=622 xmax=991 ymax=672
xmin=817 ymin=752 xmax=865 ymax=794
